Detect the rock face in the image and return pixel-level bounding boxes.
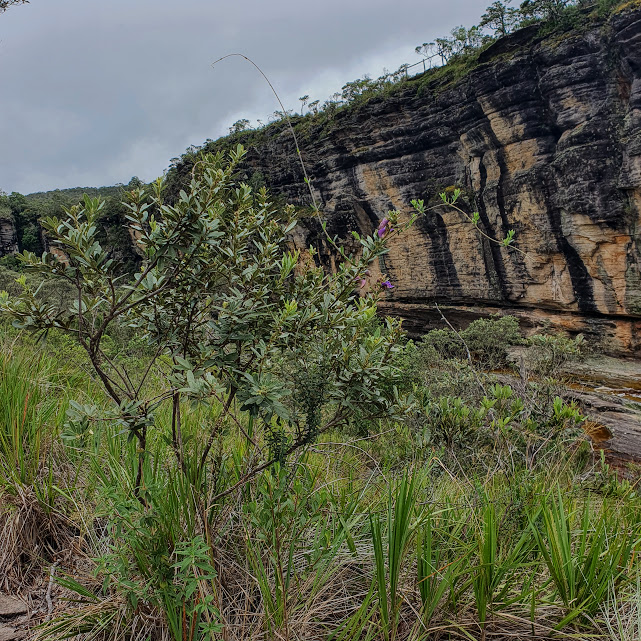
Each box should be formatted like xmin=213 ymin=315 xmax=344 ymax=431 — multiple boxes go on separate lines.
xmin=222 ymin=8 xmax=641 ymax=354
xmin=0 ymin=595 xmax=27 ymax=641
xmin=0 ymin=219 xmax=18 ymax=256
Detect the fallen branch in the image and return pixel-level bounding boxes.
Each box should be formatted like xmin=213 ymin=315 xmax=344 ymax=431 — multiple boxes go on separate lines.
xmin=45 ymin=561 xmax=59 ymax=621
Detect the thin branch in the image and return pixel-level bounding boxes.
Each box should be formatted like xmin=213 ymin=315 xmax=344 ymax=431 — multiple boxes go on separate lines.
xmin=45 ymin=561 xmax=59 ymax=621
xmin=210 ymin=388 xmax=261 ymax=451
xmin=208 ymin=412 xmax=346 ymax=505
xmin=171 ymin=392 xmax=187 ymax=476
xmin=211 ymin=54 xmax=318 ymax=211
xmin=135 ymin=343 xmax=165 ymax=396
xmin=96 ymin=346 xmax=136 ymax=398
xmin=434 ymin=302 xmax=487 ymax=396
xmin=199 ymin=387 xmax=237 ymax=473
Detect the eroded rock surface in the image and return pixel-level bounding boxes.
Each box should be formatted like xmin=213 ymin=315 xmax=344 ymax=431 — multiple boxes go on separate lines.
xmin=0 ymin=220 xmax=17 ymax=256
xmin=0 ymin=627 xmax=25 ymax=641
xmin=0 ymin=596 xmax=27 ymax=641
xmin=217 ymin=8 xmax=641 ymax=354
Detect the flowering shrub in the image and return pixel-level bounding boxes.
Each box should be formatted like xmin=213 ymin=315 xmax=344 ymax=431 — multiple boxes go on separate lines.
xmin=0 ymin=145 xmax=415 ymax=503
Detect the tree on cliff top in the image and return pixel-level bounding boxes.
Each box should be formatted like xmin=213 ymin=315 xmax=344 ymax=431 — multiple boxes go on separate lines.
xmin=480 ymin=0 xmax=520 ymax=36
xmin=0 ymin=0 xmax=29 ymax=13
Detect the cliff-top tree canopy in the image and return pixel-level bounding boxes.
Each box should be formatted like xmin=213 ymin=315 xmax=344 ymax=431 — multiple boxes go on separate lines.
xmin=0 ymin=0 xmax=28 ymax=13
xmin=163 ymin=0 xmax=625 ymax=194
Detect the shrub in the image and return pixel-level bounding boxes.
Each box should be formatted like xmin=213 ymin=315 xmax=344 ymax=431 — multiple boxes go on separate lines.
xmin=20 ymin=222 xmax=42 ymax=254
xmin=462 ymin=315 xmax=522 ymax=369
xmin=407 ymin=378 xmax=584 ymax=473
xmin=424 ymin=395 xmax=485 ymax=449
xmin=525 ymin=332 xmax=585 ymax=378
xmin=0 ymin=146 xmax=416 ymax=640
xmin=419 ymin=315 xmax=522 ymax=370
xmin=421 ymin=328 xmax=466 ymax=361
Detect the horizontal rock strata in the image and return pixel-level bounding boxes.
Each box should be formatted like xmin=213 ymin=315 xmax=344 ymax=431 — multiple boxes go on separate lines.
xmin=221 ymin=8 xmax=641 ymax=354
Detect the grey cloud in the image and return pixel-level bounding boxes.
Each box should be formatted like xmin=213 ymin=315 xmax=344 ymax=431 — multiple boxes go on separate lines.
xmin=0 ymin=0 xmax=489 ymax=194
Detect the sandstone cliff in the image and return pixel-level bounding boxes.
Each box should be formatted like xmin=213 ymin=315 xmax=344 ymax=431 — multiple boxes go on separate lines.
xmin=0 ymin=218 xmax=18 ymax=256
xmin=192 ymin=7 xmax=641 ymax=354
xmin=7 ymin=8 xmax=641 ymax=354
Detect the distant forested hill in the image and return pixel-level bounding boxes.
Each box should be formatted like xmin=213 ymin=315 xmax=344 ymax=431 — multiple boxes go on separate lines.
xmin=0 ymin=179 xmax=143 ymax=272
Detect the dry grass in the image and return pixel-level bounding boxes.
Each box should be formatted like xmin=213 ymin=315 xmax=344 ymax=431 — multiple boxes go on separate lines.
xmin=1 ymin=336 xmax=639 ymax=641
xmin=0 ymin=485 xmax=78 ymax=593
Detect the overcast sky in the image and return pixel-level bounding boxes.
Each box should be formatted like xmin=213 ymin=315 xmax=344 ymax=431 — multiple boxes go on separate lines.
xmin=0 ymin=0 xmax=489 ymax=194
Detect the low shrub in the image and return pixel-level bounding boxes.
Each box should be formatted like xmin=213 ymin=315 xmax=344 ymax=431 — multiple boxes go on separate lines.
xmin=525 ymin=332 xmax=585 ymax=378
xmin=419 ymin=315 xmax=522 ymax=370
xmin=462 ymin=315 xmax=522 ymax=369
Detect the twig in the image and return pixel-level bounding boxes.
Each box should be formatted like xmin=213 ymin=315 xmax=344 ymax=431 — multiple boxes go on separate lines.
xmin=210 ymin=52 xmax=379 ymax=262
xmin=45 ymin=561 xmax=59 ymax=621
xmin=210 ymin=53 xmax=318 ymax=211
xmin=434 ymin=302 xmax=487 ymax=395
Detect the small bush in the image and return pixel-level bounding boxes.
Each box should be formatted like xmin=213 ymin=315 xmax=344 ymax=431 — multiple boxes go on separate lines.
xmin=525 ymin=333 xmax=585 ymax=378
xmin=421 ymin=328 xmax=466 ymax=361
xmin=462 ymin=315 xmax=522 ymax=368
xmin=423 ymin=395 xmax=485 ymax=449
xmin=419 ymin=315 xmax=522 ymax=370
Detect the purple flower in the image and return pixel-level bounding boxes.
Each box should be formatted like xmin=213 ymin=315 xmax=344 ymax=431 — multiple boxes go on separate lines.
xmin=359 ymin=278 xmax=367 ymax=288
xmin=381 ymin=280 xmax=394 ymax=289
xmin=377 ymin=218 xmax=389 ymax=238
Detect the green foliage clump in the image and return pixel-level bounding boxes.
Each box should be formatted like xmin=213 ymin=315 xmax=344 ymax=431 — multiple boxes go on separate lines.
xmin=462 ymin=315 xmax=523 ymax=367
xmin=420 ymin=314 xmax=522 ymax=370
xmin=0 ymin=265 xmax=76 ymax=315
xmin=0 ymin=145 xmax=416 ymax=639
xmin=0 ymin=195 xmax=12 ymax=222
xmin=525 ymin=332 xmax=585 ymax=377
xmin=409 ymin=380 xmax=584 ymax=472
xmin=531 ymin=490 xmax=635 ymax=627
xmin=1 ymin=191 xmax=43 ymax=255
xmin=420 ymin=328 xmax=466 ymax=361
xmin=422 ymin=395 xmax=485 ymax=449
xmin=1 ymin=145 xmax=412 ymax=486
xmin=0 ymin=185 xmax=142 ymax=274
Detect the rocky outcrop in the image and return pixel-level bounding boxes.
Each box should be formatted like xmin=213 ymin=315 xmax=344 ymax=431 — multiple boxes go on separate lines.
xmin=0 ymin=218 xmax=18 ymax=256
xmin=212 ymin=7 xmax=641 ymax=354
